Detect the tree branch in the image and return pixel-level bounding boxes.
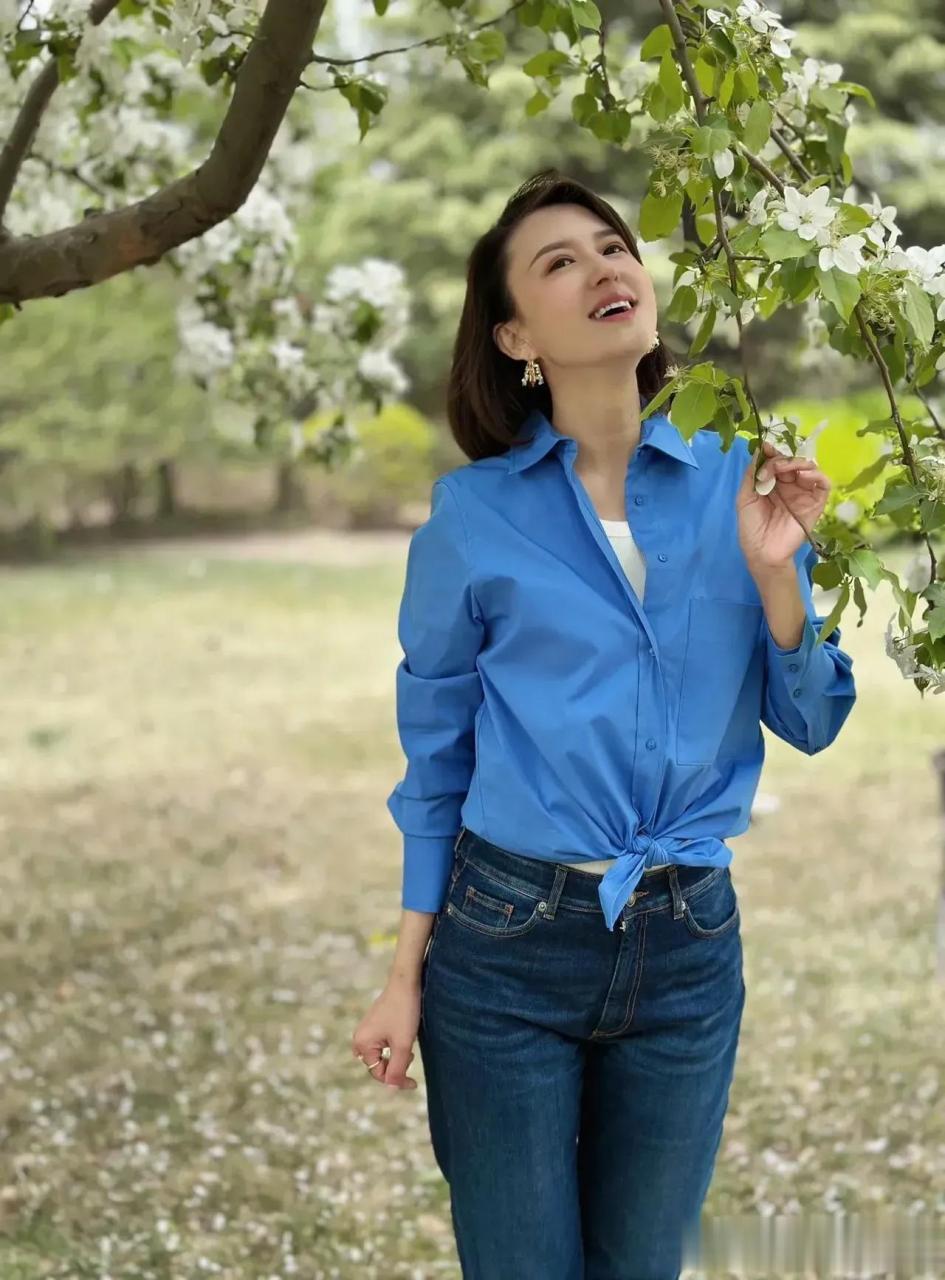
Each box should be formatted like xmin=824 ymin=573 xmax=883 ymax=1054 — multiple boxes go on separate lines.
xmin=0 ymin=0 xmax=122 ymax=222
xmin=657 ymin=0 xmax=813 ymax=543
xmin=306 ymin=0 xmax=527 ymax=70
xmin=661 ymin=0 xmax=938 ymax=579
xmin=0 ymin=0 xmax=327 ymax=304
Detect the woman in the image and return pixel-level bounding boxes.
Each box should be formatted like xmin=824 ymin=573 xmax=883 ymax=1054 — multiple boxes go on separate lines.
xmin=351 ymin=168 xmax=856 ymax=1280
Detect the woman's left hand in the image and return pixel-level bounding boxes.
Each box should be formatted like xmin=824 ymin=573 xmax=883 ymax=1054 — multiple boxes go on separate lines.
xmin=736 ymin=439 xmax=831 ymax=574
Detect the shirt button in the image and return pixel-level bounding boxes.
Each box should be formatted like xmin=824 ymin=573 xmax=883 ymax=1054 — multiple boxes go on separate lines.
xmin=793 ymin=688 xmax=802 ymax=698
xmin=634 ymin=495 xmax=645 ymax=506
xmin=788 ymin=663 xmax=799 ymax=672
xmin=648 ymin=647 xmax=655 ymax=657
xmin=658 ymin=553 xmax=668 ymax=563
xmin=646 ymin=737 xmax=657 ymax=750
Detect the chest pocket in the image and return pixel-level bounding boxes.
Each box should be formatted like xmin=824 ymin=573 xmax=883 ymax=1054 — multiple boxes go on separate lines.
xmin=675 ymin=597 xmax=765 ymax=766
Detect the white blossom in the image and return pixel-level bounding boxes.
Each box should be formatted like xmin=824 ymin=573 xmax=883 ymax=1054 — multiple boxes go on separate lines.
xmin=735 ymin=0 xmax=797 ymax=58
xmin=747 ymin=187 xmax=770 ymax=226
xmin=713 ymin=147 xmax=735 ymax=179
xmin=818 ymin=233 xmax=868 ymax=275
xmin=270 ymin=339 xmax=307 ymax=373
xmin=859 ymin=191 xmax=902 ymax=252
xmin=776 ymin=185 xmax=837 ymax=240
xmin=904 ymin=549 xmax=934 ymax=593
xmin=884 ymin=243 xmax=945 ymax=320
xmin=357 ymin=348 xmax=410 ymax=396
xmin=174 ymin=304 xmax=236 ymax=374
xmin=833 ymin=500 xmax=861 ymax=524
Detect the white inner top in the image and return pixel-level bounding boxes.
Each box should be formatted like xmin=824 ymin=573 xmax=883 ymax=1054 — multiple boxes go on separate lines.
xmin=561 ymin=518 xmax=656 ymax=876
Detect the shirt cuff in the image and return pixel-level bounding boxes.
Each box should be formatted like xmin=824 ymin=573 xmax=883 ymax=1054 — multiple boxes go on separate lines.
xmin=763 ymin=613 xmax=834 ymax=699
xmin=401 ymin=833 xmax=457 ymax=914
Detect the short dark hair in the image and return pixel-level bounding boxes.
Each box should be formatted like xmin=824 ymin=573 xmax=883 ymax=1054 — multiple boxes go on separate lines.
xmin=445 ymin=167 xmax=679 ymax=463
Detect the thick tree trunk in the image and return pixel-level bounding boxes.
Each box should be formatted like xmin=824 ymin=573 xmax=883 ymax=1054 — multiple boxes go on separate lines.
xmin=155 ymin=460 xmax=177 ymax=519
xmin=273 ymin=460 xmax=307 ymax=514
xmin=0 ymin=0 xmax=328 ymax=303
xmin=106 ymin=463 xmax=141 ymax=526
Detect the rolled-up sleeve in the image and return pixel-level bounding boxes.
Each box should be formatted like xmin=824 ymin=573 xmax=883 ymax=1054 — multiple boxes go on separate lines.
xmin=760 ymin=542 xmax=856 ymax=754
xmin=386 ymin=478 xmax=485 ymax=913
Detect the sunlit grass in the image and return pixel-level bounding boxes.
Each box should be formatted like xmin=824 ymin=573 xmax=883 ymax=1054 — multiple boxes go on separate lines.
xmin=0 ymin=539 xmax=943 ymax=1278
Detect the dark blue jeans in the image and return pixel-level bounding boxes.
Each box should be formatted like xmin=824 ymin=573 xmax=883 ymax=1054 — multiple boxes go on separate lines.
xmin=417 ymin=826 xmax=746 ymax=1280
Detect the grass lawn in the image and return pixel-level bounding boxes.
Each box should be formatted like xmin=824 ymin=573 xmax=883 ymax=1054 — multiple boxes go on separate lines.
xmin=0 ymin=538 xmax=943 ymax=1278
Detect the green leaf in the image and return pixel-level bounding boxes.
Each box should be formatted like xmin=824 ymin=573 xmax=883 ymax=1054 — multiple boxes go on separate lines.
xmin=468 ymin=29 xmax=506 ymax=62
xmin=525 ymin=89 xmax=550 ymax=116
xmin=846 ymin=548 xmax=885 ymax=590
xmin=707 ymin=25 xmax=738 ymax=62
xmin=640 ymin=378 xmax=677 ymax=421
xmin=841 ymin=453 xmax=890 ymax=491
xmin=758 ymin=227 xmax=809 ymax=261
xmin=200 ymin=56 xmax=227 ymax=86
xmin=570 ymin=0 xmax=601 ymax=30
xmin=689 ymin=303 xmax=717 ymax=356
xmin=571 ymin=92 xmax=597 ymax=125
xmin=833 ymin=202 xmax=873 ymax=234
xmin=776 ymin=258 xmax=817 ymax=302
xmin=835 ymin=80 xmax=876 ymax=109
xmin=900 ymin=278 xmax=935 ymax=348
xmin=690 ymin=122 xmax=730 ymax=156
xmin=812 ymin=559 xmax=844 ymax=590
xmin=814 ymin=580 xmax=850 ymax=649
xmin=693 ymin=56 xmax=715 ymax=99
xmin=718 ymin=66 xmax=735 ymax=110
xmin=664 ymin=284 xmax=698 ymax=323
xmin=56 ymin=51 xmax=77 ymax=83
xmin=522 ymin=49 xmax=571 ymax=78
xmin=658 ymin=49 xmax=685 ymax=112
xmin=926 ymin=605 xmax=945 ymax=643
xmin=671 ymin=380 xmax=718 ymax=431
xmin=588 ymin=107 xmax=632 ymax=143
xmin=687 ymin=361 xmax=719 ymax=384
xmin=372 ymin=0 xmax=389 ymax=13
xmin=874 ymin=481 xmax=920 ymax=515
xmin=816 ymin=266 xmax=862 ymax=322
xmin=640 ymin=23 xmax=673 ymax=60
xmin=639 ymin=189 xmax=683 ymax=241
xmin=742 ymin=100 xmax=772 ymax=152
xmin=539 ymin=2 xmax=566 ymax=34
xmin=920 ymin=498 xmax=945 ymax=532
xmin=734 ymin=62 xmax=758 ymax=101
xmin=518 ymin=0 xmax=544 ymax=24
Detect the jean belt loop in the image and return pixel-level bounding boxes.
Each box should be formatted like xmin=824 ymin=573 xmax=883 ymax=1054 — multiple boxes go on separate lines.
xmin=667 ymin=865 xmax=687 ymax=919
xmin=538 ymin=866 xmax=568 ymax=920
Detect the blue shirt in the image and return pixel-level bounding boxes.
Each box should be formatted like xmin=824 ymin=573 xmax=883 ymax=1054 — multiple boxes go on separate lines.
xmin=387 ymin=400 xmax=857 ymax=931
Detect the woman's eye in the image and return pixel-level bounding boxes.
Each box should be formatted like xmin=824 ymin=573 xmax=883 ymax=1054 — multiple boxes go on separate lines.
xmin=548 ymin=243 xmax=625 ymax=271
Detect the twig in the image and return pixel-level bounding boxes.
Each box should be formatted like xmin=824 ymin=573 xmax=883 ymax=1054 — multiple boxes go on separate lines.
xmin=306 ymin=0 xmax=528 ymax=70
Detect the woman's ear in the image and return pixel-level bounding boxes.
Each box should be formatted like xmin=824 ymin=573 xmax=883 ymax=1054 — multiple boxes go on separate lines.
xmin=493 ymin=320 xmax=528 ymax=363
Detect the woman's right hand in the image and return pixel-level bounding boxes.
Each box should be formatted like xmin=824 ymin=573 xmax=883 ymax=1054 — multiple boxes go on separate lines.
xmin=350 ymin=978 xmax=421 ymax=1090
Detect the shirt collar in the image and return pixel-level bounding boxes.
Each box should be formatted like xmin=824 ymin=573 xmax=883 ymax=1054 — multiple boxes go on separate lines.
xmin=506 ymin=398 xmax=700 ymax=474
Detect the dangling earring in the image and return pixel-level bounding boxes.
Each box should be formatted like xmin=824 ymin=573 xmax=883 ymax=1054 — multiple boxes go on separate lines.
xmin=647 ymin=331 xmax=660 ymax=353
xmin=521 ymin=357 xmax=544 ymax=387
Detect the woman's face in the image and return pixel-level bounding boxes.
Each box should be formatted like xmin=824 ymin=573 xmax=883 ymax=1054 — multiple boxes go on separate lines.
xmin=493 ymin=202 xmax=657 ymax=375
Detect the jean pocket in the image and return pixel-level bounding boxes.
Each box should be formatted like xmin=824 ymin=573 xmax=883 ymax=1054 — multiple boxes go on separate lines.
xmin=419 ymin=912 xmax=442 ymax=1024
xmin=681 ymin=867 xmax=740 ymax=939
xmin=676 ymin=597 xmax=764 ymax=766
xmin=445 ymin=858 xmax=546 ymax=939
